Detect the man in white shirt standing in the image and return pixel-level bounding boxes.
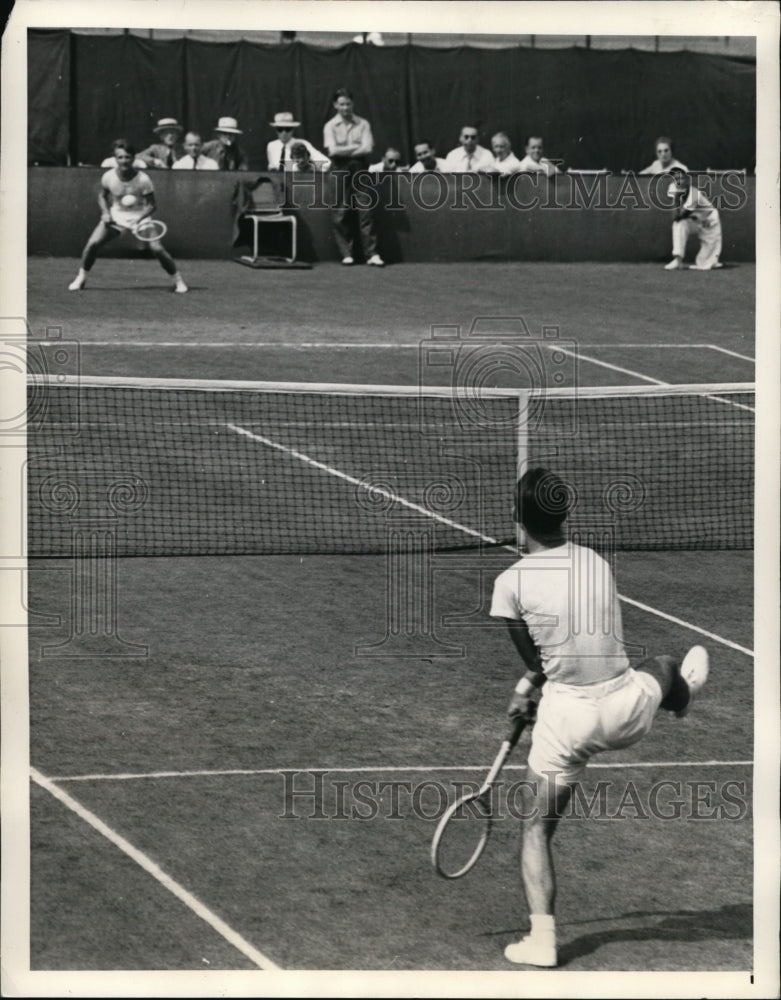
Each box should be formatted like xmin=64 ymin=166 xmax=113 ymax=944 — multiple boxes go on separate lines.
xmin=517 ymin=136 xmax=560 ymax=175
xmin=266 ymin=112 xmax=330 ymax=171
xmin=664 ymin=170 xmax=722 ymax=270
xmin=409 ymin=140 xmax=446 ymax=173
xmin=172 ymin=133 xmax=219 ymax=170
xmin=322 ymin=88 xmax=384 ymax=266
xmin=490 ymin=467 xmax=708 ymax=968
xmin=491 ymin=132 xmax=523 ymax=174
xmin=443 ymin=126 xmax=495 ymax=172
xmin=640 ymin=136 xmax=688 ymax=175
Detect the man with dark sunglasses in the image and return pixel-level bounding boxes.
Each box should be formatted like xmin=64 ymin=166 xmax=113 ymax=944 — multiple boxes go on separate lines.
xmin=266 ymin=111 xmax=330 ymax=171
xmin=369 ymin=147 xmax=406 ymax=173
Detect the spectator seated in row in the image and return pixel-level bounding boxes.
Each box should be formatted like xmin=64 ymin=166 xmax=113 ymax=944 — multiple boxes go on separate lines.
xmin=490 ymin=132 xmax=523 ymax=174
xmin=409 ymin=140 xmax=446 ymax=173
xmin=202 ymin=117 xmax=250 ymax=171
xmin=172 ymin=132 xmax=219 ymax=170
xmin=517 ymin=136 xmax=560 ymax=175
xmin=442 ymin=126 xmax=495 ymax=172
xmin=138 ymin=117 xmax=185 ymax=169
xmin=369 ymin=147 xmax=406 ymax=173
xmin=640 ymin=136 xmax=688 ymax=174
xmin=267 ymin=111 xmax=330 ymax=171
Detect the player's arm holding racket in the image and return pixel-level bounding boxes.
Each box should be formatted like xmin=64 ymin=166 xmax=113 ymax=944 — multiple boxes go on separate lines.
xmin=502 ymin=617 xmax=546 ymax=723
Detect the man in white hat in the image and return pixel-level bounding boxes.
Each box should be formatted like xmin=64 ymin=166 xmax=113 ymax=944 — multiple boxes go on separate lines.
xmin=138 ymin=117 xmax=185 ymax=169
xmin=202 ymin=117 xmax=249 ymax=171
xmin=266 ymin=112 xmax=330 ymax=171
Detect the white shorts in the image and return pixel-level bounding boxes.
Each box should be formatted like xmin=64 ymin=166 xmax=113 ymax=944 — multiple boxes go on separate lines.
xmin=527 ymin=669 xmax=663 ymax=784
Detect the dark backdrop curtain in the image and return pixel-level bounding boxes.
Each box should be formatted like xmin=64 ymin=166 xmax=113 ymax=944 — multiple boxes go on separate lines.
xmin=27 ymin=33 xmax=756 ymax=172
xmin=28 ymin=29 xmax=70 ymax=164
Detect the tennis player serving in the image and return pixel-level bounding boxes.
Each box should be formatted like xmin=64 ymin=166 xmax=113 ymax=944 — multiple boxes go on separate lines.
xmin=68 ymin=139 xmax=187 ymax=293
xmin=490 ymin=468 xmax=709 ymax=968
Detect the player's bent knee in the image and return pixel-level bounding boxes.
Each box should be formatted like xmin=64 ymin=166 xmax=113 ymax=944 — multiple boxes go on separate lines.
xmin=636 ymin=654 xmax=676 ymax=700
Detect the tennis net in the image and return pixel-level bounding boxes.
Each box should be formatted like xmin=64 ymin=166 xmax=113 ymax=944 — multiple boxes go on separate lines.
xmin=26 ymin=376 xmax=754 ymax=556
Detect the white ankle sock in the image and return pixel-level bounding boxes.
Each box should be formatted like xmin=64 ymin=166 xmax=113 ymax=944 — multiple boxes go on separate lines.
xmin=530 ymin=913 xmax=556 ymax=944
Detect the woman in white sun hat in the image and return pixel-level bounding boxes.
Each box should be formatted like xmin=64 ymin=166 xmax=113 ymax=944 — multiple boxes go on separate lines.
xmin=266 ymin=111 xmax=330 ymax=171
xmin=202 ymin=116 xmax=250 ymax=171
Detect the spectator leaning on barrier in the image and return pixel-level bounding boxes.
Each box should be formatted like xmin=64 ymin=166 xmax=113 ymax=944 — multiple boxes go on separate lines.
xmin=409 ymin=140 xmax=446 ymax=173
xmin=201 ymin=117 xmax=250 ymax=171
xmin=369 ymin=147 xmax=405 ymax=173
xmin=173 ymin=133 xmax=220 ymax=170
xmin=443 ymin=126 xmax=495 ymax=172
xmin=138 ymin=117 xmax=185 ymax=169
xmin=323 ymin=87 xmax=384 ymax=267
xmin=491 ymin=132 xmax=523 ymax=174
xmin=640 ymin=136 xmax=688 ymax=175
xmin=288 ymin=142 xmax=317 ymax=172
xmin=267 ymin=112 xmax=331 ymax=171
xmin=517 ymin=136 xmax=561 ymax=176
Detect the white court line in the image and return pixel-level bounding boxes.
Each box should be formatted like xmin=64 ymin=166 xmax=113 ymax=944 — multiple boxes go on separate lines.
xmin=618 ymin=594 xmax=754 ymax=656
xmin=707 ymin=344 xmax=756 ymax=363
xmin=37 ymin=341 xmax=753 ymax=352
xmin=549 ymin=344 xmax=754 ymax=412
xmin=549 ymin=345 xmax=667 ymax=386
xmin=226 ymin=422 xmax=754 ymax=658
xmin=47 ymin=760 xmax=753 ymax=782
xmin=227 ymin=422 xmax=495 ymax=545
xmin=30 ymin=767 xmax=282 ymax=970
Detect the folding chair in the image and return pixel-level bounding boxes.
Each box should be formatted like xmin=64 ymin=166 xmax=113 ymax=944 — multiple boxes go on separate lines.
xmin=237 ymin=175 xmax=298 ymax=265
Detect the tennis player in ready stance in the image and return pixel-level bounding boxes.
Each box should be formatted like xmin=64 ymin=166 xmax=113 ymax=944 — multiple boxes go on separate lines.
xmin=490 ymin=467 xmax=709 ymax=968
xmin=69 ymin=140 xmax=187 ymax=293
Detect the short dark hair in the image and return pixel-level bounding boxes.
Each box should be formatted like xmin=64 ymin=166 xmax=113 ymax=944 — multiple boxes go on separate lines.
xmin=289 ymin=141 xmax=309 ymax=157
xmin=333 ymin=87 xmax=354 ymax=103
xmin=112 ymin=138 xmax=136 ymax=156
xmin=655 ymin=136 xmax=673 ymax=148
xmin=515 ymin=468 xmax=573 ymax=535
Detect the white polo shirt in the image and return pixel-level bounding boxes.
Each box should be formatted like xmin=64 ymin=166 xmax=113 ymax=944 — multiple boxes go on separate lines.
xmin=490 ymin=543 xmax=629 ymax=685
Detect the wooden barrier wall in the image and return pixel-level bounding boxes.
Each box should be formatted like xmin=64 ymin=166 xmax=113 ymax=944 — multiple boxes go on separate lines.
xmin=28 ymin=168 xmax=754 ymax=263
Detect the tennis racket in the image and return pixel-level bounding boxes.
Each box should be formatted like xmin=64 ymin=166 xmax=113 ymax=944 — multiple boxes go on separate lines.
xmin=133 ymin=218 xmax=168 ymax=241
xmin=430 ymin=715 xmax=527 ymax=879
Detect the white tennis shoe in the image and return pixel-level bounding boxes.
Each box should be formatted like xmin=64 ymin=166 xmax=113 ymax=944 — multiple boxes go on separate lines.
xmin=675 ymin=645 xmax=709 ymax=718
xmin=504 ymin=935 xmax=557 ymax=968
xmin=341 ymin=256 xmax=354 ymax=266
xmin=173 ymin=277 xmax=188 ymax=294
xmin=664 ymin=258 xmax=683 ymax=270
xmin=68 ymin=275 xmax=86 ymax=291
xmin=367 ymin=254 xmax=385 ymax=267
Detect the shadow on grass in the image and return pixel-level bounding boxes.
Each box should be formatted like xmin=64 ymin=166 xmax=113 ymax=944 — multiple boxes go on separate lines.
xmin=557 ymin=902 xmax=752 ymax=966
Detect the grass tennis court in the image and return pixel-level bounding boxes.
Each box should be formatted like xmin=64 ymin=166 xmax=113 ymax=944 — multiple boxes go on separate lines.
xmin=26 ymin=259 xmax=755 ymax=973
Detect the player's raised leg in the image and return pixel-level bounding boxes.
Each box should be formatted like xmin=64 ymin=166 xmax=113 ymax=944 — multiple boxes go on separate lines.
xmin=635 ymin=646 xmax=709 ymax=718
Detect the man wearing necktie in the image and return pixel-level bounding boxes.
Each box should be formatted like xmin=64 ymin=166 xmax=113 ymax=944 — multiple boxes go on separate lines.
xmin=172 ymin=133 xmax=219 ymax=170
xmin=443 ymin=126 xmax=496 ymax=172
xmin=138 ymin=118 xmax=185 ymax=170
xmin=266 ymin=111 xmax=330 ymax=171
